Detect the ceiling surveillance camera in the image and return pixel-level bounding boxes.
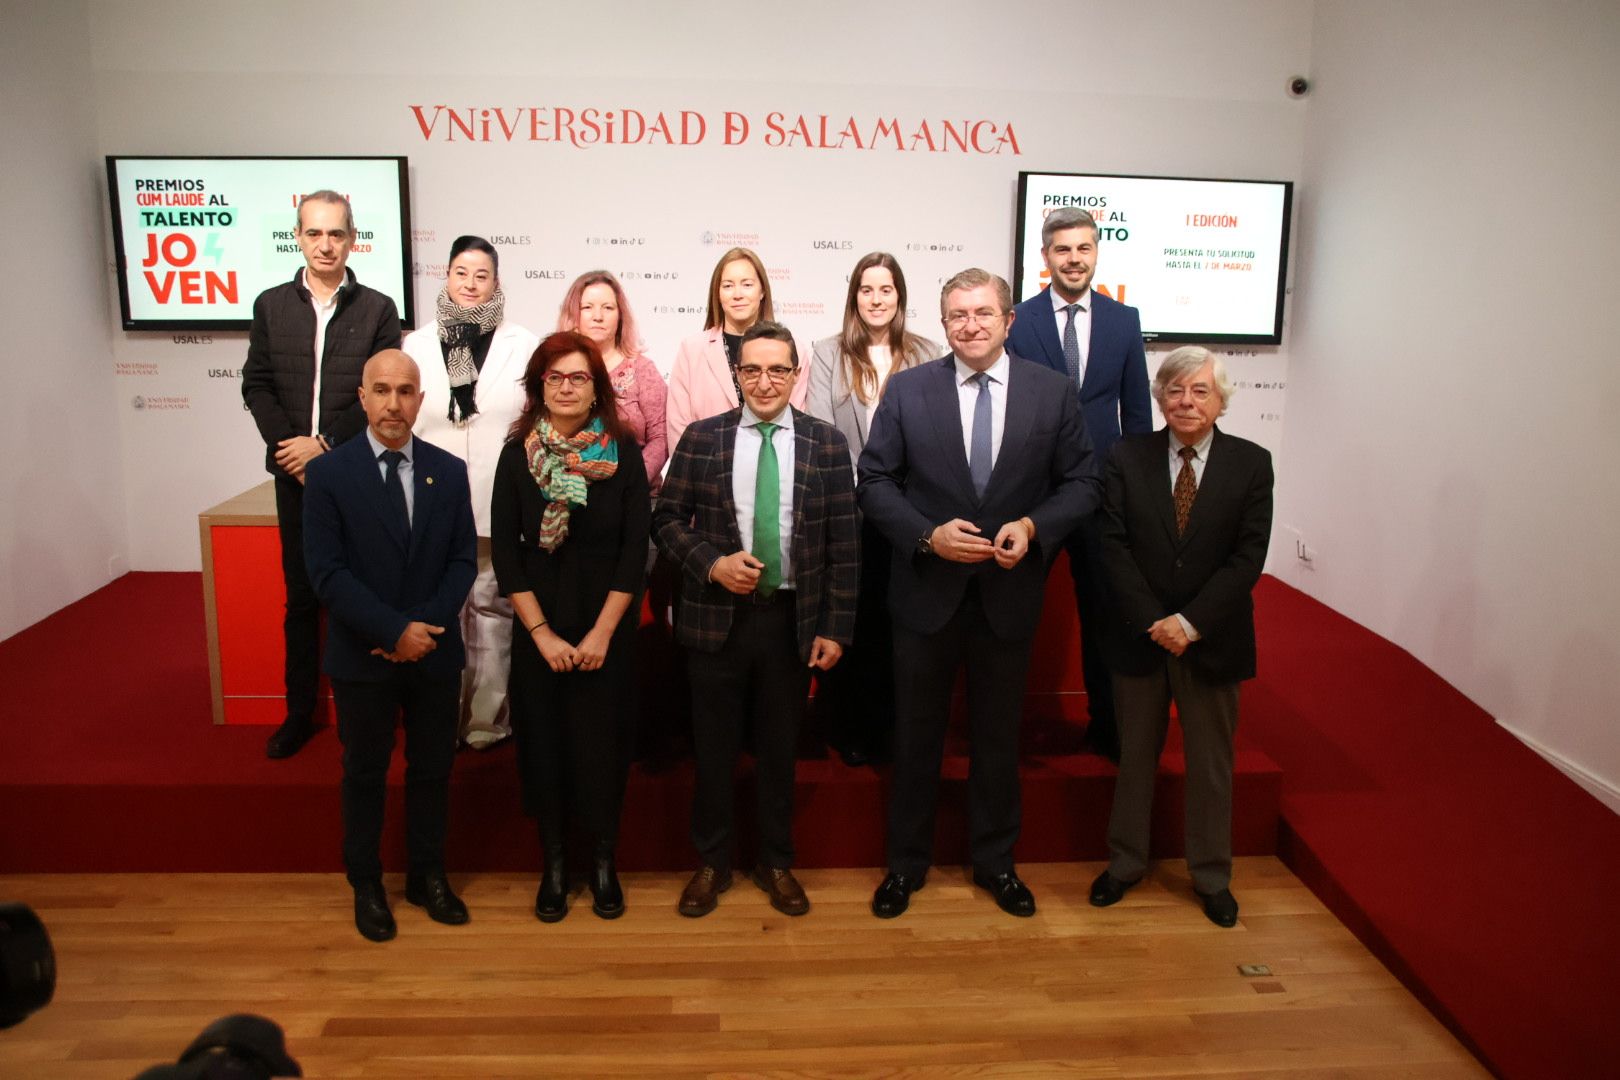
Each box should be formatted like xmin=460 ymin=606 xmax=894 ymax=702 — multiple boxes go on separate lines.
xmin=1287 ymin=76 xmax=1310 ymax=98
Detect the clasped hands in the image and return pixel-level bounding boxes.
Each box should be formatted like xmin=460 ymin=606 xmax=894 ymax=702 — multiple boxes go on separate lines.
xmin=370 ymin=621 xmax=443 ymax=663
xmin=708 ymin=551 xmax=843 ymax=671
xmin=532 ymin=624 xmax=614 ymax=674
xmin=275 ymin=435 xmax=327 ymax=483
xmin=1147 ymin=616 xmax=1191 ymax=657
xmin=929 ymin=517 xmax=1034 ymax=569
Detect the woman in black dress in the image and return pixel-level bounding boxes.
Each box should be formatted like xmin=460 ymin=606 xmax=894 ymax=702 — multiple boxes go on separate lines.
xmin=491 ymin=331 xmax=650 ymax=921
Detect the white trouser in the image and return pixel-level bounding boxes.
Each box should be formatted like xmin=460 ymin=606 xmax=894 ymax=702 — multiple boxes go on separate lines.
xmin=460 ymin=538 xmax=513 ymax=739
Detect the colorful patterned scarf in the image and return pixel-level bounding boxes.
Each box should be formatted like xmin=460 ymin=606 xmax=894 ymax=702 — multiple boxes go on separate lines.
xmin=524 ymin=416 xmax=619 ymax=551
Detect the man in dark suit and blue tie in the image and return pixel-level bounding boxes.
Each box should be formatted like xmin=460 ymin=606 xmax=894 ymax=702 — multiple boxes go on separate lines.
xmin=654 ymin=321 xmax=860 ymax=919
xmin=1007 ymin=207 xmax=1152 ymax=761
xmin=302 ymin=349 xmax=478 ymax=942
xmin=858 ymin=269 xmax=1102 ymax=919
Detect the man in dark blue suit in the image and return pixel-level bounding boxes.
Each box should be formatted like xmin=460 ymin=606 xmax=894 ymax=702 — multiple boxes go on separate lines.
xmin=303 ymin=349 xmax=478 ymax=942
xmin=1007 ymin=207 xmax=1152 ymax=760
xmin=858 ymin=269 xmax=1101 ymax=919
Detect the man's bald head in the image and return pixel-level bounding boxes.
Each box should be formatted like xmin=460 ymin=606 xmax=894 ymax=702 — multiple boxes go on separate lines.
xmin=359 ymin=349 xmax=423 ymax=449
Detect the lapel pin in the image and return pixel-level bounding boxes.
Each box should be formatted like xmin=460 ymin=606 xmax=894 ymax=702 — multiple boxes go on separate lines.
xmin=425 ymin=476 xmax=434 ymax=485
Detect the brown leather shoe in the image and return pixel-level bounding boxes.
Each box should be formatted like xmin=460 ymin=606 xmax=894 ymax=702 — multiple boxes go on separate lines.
xmin=677 ymin=866 xmax=731 ymax=918
xmin=751 ymin=866 xmax=810 ymax=916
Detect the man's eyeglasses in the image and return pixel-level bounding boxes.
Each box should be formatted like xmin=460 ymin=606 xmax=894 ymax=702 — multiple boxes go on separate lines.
xmin=737 ymin=365 xmax=796 ymax=385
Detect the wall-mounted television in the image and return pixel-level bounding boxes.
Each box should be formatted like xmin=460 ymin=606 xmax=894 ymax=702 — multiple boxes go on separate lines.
xmin=1013 ymin=171 xmax=1292 ymax=344
xmin=106 ymin=155 xmax=413 ymax=331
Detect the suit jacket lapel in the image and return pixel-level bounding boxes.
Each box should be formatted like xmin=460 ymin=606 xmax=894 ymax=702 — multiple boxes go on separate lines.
xmin=1147 ymin=428 xmax=1179 ymax=544
xmin=985 ymin=359 xmax=1033 ymax=498
xmin=1179 ymin=426 xmax=1229 ymax=548
xmin=355 ymin=440 xmax=410 ymax=554
xmin=790 ymin=409 xmax=814 ymax=547
xmin=474 ymin=324 xmax=520 ymax=407
xmin=1083 ymin=296 xmax=1112 ymax=394
xmin=707 ymin=330 xmax=739 ymax=410
xmin=716 ymin=412 xmax=743 ymax=551
xmin=407 ymin=447 xmax=433 ymax=557
xmin=923 ymin=356 xmax=977 ymax=506
xmin=1033 ymin=290 xmax=1066 ymax=371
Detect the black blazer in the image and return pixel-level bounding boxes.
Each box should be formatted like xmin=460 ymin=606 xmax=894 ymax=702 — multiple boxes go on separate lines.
xmin=856 ymin=353 xmax=1102 ymax=640
xmin=1099 ymin=427 xmax=1274 ymax=682
xmin=652 ymin=408 xmax=859 ymax=661
xmin=302 ymin=433 xmax=478 ymax=682
xmin=489 ymin=436 xmax=650 ymax=640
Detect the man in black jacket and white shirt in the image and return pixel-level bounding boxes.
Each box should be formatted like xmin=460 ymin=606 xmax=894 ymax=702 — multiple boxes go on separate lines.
xmin=242 ymin=190 xmax=401 ymax=759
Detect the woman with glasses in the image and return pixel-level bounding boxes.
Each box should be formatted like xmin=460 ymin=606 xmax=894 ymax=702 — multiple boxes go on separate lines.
xmin=556 ymin=270 xmax=668 ymax=492
xmin=666 ymin=246 xmax=806 ymax=451
xmin=491 ymin=331 xmax=650 ymax=922
xmin=405 ymin=235 xmax=540 ymax=751
xmin=806 ymin=252 xmax=940 ymax=765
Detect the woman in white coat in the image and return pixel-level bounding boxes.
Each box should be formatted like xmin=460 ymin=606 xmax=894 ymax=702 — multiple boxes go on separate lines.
xmin=406 ymin=235 xmax=540 ymax=750
xmin=805 ymin=251 xmax=940 ymax=766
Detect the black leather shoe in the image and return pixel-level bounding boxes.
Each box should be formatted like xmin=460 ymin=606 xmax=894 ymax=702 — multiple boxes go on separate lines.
xmin=1089 ymin=870 xmax=1138 ymax=908
xmin=590 ymin=854 xmax=625 ymax=920
xmin=871 ymin=872 xmax=925 ymax=919
xmin=265 ymin=718 xmax=315 ymax=759
xmin=677 ymin=866 xmax=731 ymax=917
xmin=973 ymin=869 xmax=1037 ymax=917
xmin=1197 ymin=888 xmax=1239 ymax=928
xmin=534 ymin=854 xmax=567 ymax=926
xmin=352 ymin=881 xmax=396 ymax=942
xmin=405 ymin=871 xmax=469 ymax=926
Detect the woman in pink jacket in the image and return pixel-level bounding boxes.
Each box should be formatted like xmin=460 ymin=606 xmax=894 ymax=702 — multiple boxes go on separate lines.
xmin=556 ymin=271 xmax=667 ymax=493
xmin=666 ymin=246 xmax=806 ymax=451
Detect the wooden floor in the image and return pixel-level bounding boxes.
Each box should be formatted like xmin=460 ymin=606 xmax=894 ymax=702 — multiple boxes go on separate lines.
xmin=0 ymin=858 xmax=1486 ymax=1079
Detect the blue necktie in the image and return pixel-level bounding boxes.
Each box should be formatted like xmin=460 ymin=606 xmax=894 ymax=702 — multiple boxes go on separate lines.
xmin=969 ymin=372 xmax=992 ymax=498
xmin=1062 ymin=303 xmax=1083 ymax=385
xmin=380 ymin=450 xmax=410 ymax=534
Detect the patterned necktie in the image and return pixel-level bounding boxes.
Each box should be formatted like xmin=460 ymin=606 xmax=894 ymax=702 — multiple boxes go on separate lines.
xmin=380 ymin=450 xmax=410 ymax=534
xmin=1062 ymin=303 xmax=1083 ymax=384
xmin=969 ymin=372 xmax=993 ymax=498
xmin=752 ymin=422 xmax=782 ymax=596
xmin=1174 ymin=445 xmax=1198 ymax=535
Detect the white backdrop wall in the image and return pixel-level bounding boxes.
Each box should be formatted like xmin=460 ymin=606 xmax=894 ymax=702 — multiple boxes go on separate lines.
xmin=85 ymin=0 xmax=1311 ymax=572
xmin=1276 ymin=0 xmax=1620 ymax=810
xmin=0 ymin=3 xmax=126 ymax=641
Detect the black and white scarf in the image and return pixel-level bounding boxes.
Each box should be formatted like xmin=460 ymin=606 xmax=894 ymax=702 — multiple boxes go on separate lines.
xmin=435 ymin=286 xmax=504 ymax=426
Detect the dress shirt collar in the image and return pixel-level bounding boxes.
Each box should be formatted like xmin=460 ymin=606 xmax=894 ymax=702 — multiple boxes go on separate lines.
xmin=953 ymin=349 xmax=1010 ymax=387
xmin=1049 ymin=286 xmax=1091 ymax=315
xmin=740 ymin=403 xmax=794 ymax=431
xmin=365 ymin=427 xmax=415 ymax=463
xmin=1170 ymin=425 xmax=1215 ymax=460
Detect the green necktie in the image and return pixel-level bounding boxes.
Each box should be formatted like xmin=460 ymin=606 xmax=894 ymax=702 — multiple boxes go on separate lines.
xmin=752 ymin=421 xmax=782 ymax=596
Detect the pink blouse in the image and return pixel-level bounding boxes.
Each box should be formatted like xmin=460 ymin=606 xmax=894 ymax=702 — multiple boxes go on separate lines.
xmin=611 ymin=353 xmax=668 ymax=491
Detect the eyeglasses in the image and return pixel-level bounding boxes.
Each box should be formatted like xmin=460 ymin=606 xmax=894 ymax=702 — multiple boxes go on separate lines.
xmin=1163 ymin=385 xmax=1214 ymax=402
xmin=944 ymin=310 xmax=1004 ymax=329
xmin=543 ymin=372 xmax=592 ymax=388
xmin=737 ymin=365 xmax=796 ymax=385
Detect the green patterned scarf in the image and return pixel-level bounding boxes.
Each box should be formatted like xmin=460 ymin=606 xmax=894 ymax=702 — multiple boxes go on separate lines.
xmin=524 ymin=416 xmax=619 ymax=551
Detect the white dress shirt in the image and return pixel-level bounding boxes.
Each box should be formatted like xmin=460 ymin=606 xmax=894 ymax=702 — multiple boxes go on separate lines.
xmin=953 ymin=350 xmax=1010 ymax=470
xmin=304 ymin=268 xmax=341 ymax=436
xmin=1168 ymin=426 xmax=1215 ymax=640
xmin=731 ymin=405 xmax=797 ymax=589
xmin=856 ymin=345 xmax=895 ymax=428
xmin=365 ymin=428 xmax=415 ymax=525
xmin=1050 ymin=286 xmax=1092 ymax=383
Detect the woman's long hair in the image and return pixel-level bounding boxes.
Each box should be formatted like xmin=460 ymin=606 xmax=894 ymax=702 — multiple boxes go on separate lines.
xmin=839 ymin=252 xmax=931 ymax=405
xmin=702 ymin=247 xmax=774 ymax=331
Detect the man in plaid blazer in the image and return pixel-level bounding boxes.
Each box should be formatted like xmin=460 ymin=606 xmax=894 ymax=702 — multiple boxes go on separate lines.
xmin=654 ymin=321 xmax=860 ymax=919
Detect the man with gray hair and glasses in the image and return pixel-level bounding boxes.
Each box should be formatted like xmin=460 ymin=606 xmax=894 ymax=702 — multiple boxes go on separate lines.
xmin=1087 ymin=345 xmax=1273 ymax=928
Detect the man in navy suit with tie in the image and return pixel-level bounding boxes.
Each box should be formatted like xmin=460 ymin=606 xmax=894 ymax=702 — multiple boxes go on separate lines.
xmin=302 ymin=349 xmax=478 ymax=942
xmin=858 ymin=269 xmax=1101 ymax=919
xmin=1007 ymin=208 xmax=1152 ymax=761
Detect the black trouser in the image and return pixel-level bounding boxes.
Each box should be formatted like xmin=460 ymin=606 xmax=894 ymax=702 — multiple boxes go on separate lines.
xmin=1066 ymin=511 xmax=1116 ymax=739
xmin=816 ymin=519 xmax=895 ymax=756
xmin=686 ymin=593 xmax=810 ymax=873
xmin=332 ymin=670 xmax=459 ymax=886
xmin=510 ymin=621 xmax=634 ymax=854
xmin=273 ymin=474 xmax=321 ymax=727
xmin=887 ymin=581 xmax=1034 ymax=878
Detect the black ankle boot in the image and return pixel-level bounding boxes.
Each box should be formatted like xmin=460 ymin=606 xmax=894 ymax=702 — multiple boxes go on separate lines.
xmin=590 ymin=848 xmax=624 ymax=920
xmin=535 ymin=848 xmax=568 ymax=923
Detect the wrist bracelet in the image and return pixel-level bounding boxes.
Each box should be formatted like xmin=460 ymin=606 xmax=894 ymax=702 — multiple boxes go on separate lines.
xmin=527 ymin=620 xmax=547 ymax=634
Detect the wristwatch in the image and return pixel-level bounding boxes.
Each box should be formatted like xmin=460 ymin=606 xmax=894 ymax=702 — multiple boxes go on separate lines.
xmin=916 ymin=529 xmax=934 ymax=555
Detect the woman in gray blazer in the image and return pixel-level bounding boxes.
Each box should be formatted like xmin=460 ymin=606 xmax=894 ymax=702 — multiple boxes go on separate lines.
xmin=806 ymin=252 xmax=940 ymax=766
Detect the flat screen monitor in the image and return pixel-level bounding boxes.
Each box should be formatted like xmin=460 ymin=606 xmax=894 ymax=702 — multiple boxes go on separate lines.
xmin=106 ymin=155 xmax=412 ymax=331
xmin=1013 ymin=171 xmax=1292 ymax=344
